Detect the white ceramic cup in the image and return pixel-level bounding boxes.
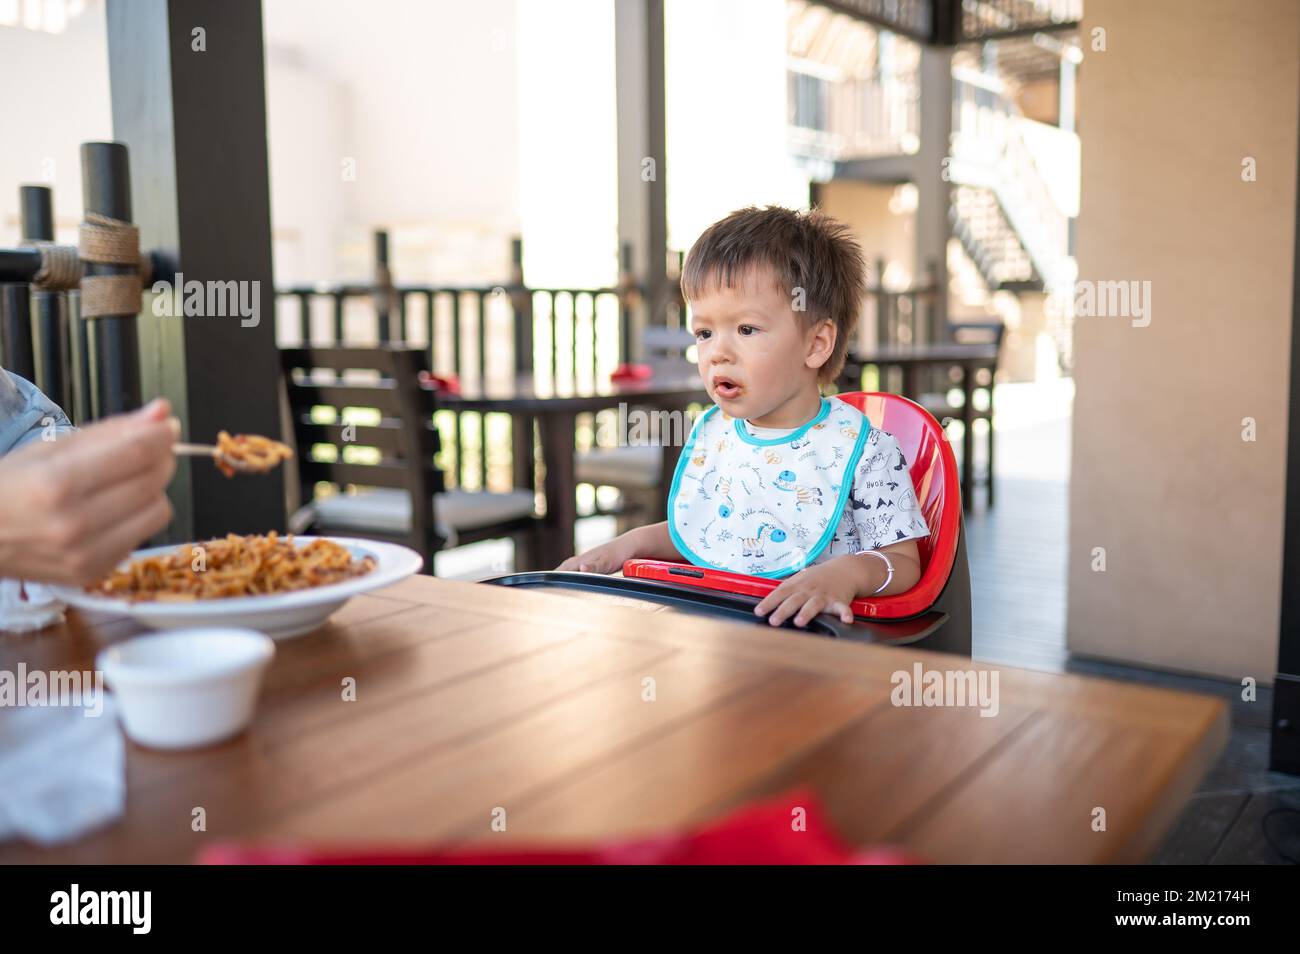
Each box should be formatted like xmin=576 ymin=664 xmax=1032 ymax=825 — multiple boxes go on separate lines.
xmin=96 ymin=628 xmax=276 ymax=750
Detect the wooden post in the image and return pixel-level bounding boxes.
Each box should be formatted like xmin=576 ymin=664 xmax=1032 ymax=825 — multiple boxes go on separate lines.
xmin=374 ymin=229 xmax=392 ymax=343
xmin=105 ymin=0 xmax=283 ymax=540
xmin=615 ymin=0 xmax=668 ymax=361
xmin=80 ymin=142 xmax=142 ymax=418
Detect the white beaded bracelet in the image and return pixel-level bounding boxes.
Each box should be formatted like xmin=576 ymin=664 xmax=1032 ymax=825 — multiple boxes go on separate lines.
xmin=858 ymin=549 xmax=895 ymax=595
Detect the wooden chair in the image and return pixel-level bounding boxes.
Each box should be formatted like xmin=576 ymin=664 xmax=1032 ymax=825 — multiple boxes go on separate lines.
xmin=573 ymin=325 xmax=698 ymax=533
xmin=915 ymin=319 xmax=1003 ymax=508
xmin=280 ymin=346 xmax=540 ymax=574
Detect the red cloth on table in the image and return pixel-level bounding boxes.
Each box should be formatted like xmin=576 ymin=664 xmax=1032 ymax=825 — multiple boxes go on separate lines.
xmin=197 ymin=788 xmax=925 ymax=865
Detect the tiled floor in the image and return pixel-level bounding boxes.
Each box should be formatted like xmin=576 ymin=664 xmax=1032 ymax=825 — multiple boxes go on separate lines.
xmin=432 ymin=377 xmax=1300 ymax=863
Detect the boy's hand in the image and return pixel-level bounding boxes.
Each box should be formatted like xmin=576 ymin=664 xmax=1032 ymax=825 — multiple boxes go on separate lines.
xmin=754 ymin=559 xmax=862 ymax=628
xmin=557 ymin=534 xmax=637 ymax=574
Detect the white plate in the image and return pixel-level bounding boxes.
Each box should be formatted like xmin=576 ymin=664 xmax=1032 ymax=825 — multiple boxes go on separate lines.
xmin=52 ymin=537 xmax=422 ymax=639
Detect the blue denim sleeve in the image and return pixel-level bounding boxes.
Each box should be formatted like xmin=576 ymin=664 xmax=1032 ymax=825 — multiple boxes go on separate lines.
xmin=0 ymin=368 xmax=75 ymax=455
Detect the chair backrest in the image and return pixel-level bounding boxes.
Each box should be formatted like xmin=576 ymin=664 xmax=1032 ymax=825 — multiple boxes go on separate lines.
xmin=280 ymin=346 xmax=442 ymax=546
xmin=640 ymin=325 xmax=696 ymax=373
xmin=834 ymin=391 xmax=961 ymax=588
xmin=948 ymin=318 xmax=1005 ymax=348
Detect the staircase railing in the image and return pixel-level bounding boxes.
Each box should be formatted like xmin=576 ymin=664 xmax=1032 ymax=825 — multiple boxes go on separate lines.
xmin=948 ymin=69 xmax=1075 ymax=291
xmin=787 ymin=67 xmax=921 ymax=160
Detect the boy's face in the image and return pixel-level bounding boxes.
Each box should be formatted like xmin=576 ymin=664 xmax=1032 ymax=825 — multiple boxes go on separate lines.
xmin=687 ymin=267 xmax=835 ymax=427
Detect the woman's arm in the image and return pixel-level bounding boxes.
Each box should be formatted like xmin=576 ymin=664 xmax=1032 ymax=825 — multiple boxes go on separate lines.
xmin=0 ymin=369 xmax=75 ymax=454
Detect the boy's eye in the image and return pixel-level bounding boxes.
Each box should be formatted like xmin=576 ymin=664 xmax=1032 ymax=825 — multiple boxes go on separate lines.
xmin=738 ymin=325 xmax=757 ymax=336
xmin=694 ymin=329 xmax=711 ymax=341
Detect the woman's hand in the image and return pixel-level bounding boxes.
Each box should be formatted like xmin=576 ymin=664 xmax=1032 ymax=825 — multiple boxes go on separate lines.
xmin=754 ymin=558 xmax=864 ymax=628
xmin=0 ymin=399 xmax=178 ymax=585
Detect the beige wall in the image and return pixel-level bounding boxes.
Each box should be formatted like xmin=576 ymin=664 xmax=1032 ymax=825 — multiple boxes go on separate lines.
xmin=818 ymin=179 xmax=917 ymax=346
xmin=1067 ymin=0 xmax=1298 ymax=680
xmin=819 ymin=178 xmax=917 ymax=281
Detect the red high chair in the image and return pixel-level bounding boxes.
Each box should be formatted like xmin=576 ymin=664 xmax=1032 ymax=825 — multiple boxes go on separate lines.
xmin=485 ymin=392 xmax=970 ymax=654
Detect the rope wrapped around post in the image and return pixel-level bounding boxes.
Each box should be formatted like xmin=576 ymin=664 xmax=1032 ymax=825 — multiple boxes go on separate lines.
xmin=78 ymin=212 xmax=142 ymax=317
xmin=20 ymin=236 xmax=152 ymax=295
xmin=28 ymin=243 xmax=81 ymax=291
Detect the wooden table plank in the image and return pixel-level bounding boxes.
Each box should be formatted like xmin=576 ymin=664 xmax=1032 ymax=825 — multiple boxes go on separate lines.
xmin=899 ymin=702 xmax=1229 ymax=864
xmin=0 ymin=575 xmax=1229 ymax=864
xmin=266 ymin=648 xmax=784 ymax=843
xmin=1 ymin=626 xmax=673 ymax=863
xmin=480 ymin=670 xmax=890 ymax=842
xmin=697 ymin=698 xmax=1040 ymax=848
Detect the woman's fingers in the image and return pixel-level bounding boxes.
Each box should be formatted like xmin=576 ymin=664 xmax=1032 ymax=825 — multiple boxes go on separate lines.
xmin=67 ymin=454 xmax=175 ymax=544
xmin=64 ymin=495 xmax=174 ymax=585
xmin=50 ymin=402 xmax=177 ymax=501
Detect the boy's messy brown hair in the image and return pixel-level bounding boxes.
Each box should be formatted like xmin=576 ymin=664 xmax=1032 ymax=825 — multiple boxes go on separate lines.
xmin=680 ymin=205 xmax=867 ymax=385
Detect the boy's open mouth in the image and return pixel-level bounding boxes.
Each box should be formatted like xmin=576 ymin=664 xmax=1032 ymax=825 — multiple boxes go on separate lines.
xmin=712 ymin=376 xmax=742 ymax=400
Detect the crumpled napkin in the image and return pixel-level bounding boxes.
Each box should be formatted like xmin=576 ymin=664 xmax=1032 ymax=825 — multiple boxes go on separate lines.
xmin=0 ymin=695 xmax=125 ymax=845
xmin=0 ymin=578 xmax=66 ymax=633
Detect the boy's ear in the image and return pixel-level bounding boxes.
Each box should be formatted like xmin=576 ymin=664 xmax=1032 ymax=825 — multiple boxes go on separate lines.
xmin=805 ymin=318 xmax=837 ymax=373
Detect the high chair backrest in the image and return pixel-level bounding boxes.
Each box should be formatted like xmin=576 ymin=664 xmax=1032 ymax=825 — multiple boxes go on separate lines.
xmin=834 ymin=391 xmax=961 ymax=588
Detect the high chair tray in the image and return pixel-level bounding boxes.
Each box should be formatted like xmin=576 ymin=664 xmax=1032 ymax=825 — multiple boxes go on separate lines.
xmin=623 ymin=559 xmax=934 ymax=621
xmin=481 ymin=572 xmax=947 ymax=644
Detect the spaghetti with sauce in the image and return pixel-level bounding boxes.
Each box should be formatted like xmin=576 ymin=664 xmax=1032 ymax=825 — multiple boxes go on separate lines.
xmin=214 ymin=431 xmax=294 ymax=477
xmin=87 ymin=532 xmax=375 ymax=602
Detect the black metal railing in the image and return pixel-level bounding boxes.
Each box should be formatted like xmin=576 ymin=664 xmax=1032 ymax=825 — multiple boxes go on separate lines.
xmin=958 ymin=0 xmax=1082 ymax=42
xmin=0 ymin=144 xmax=154 ymax=425
xmin=862 ymin=257 xmax=945 ymax=348
xmin=813 ymin=0 xmax=1079 ymax=44
xmin=817 ymin=0 xmax=933 ymax=44
xmin=275 ymin=233 xmax=640 ymax=495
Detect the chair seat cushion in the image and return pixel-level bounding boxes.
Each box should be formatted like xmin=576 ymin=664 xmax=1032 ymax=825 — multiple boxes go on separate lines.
xmin=313 ymin=487 xmax=536 ymax=536
xmin=574 ymin=445 xmax=663 ymax=489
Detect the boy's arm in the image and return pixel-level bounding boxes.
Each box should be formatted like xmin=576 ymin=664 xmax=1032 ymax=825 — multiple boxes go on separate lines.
xmin=556 ymin=521 xmax=684 ymax=572
xmin=753 ymin=539 xmax=922 ymax=627
xmin=623 ymin=521 xmax=683 ymax=561
xmin=838 ymin=539 xmax=922 ymax=597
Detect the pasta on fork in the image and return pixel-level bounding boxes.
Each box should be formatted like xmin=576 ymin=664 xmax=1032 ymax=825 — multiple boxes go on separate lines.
xmin=213 ymin=431 xmax=294 ymax=477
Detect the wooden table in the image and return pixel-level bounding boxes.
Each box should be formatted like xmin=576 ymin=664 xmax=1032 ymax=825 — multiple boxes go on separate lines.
xmin=440 ymin=373 xmax=707 ymax=567
xmin=845 ymin=344 xmax=1001 ymax=510
xmin=0 ymin=575 xmax=1227 ymax=864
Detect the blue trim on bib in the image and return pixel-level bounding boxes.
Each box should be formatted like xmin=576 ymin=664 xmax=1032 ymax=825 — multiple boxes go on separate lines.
xmin=666 ymin=398 xmax=871 ymax=579
xmin=733 ymin=398 xmax=832 ymax=446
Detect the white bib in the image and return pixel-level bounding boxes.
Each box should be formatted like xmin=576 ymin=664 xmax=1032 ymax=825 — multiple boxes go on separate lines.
xmin=667 ymin=396 xmax=871 ymax=578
